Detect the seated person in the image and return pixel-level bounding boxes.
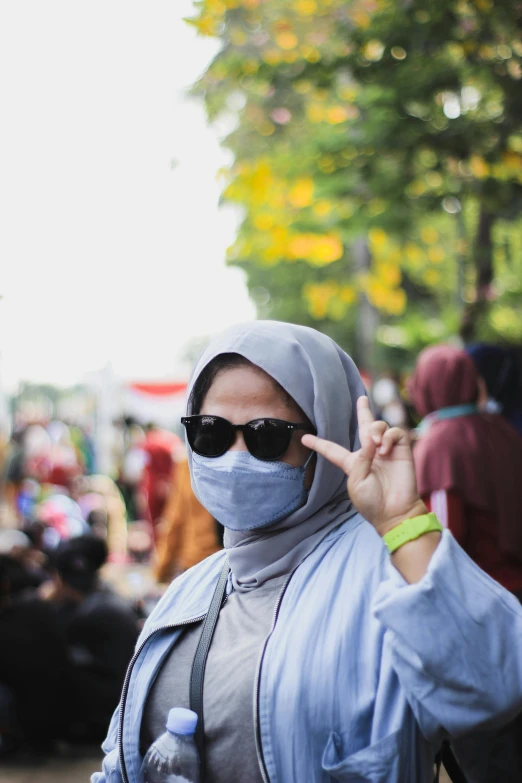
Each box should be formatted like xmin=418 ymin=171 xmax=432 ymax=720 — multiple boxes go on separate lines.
xmin=0 ymin=554 xmax=70 ymax=756
xmin=47 ymin=536 xmax=140 ymax=742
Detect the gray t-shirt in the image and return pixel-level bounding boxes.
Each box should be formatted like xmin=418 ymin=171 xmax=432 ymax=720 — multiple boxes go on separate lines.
xmin=141 ymin=575 xmax=286 ymax=783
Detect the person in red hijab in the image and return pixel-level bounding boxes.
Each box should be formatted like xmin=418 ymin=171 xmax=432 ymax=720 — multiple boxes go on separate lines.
xmin=139 ymin=424 xmax=182 ymax=543
xmin=409 ymin=345 xmax=522 ymax=597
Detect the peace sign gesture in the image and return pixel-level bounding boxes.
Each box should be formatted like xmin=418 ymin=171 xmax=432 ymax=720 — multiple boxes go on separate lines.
xmin=302 ymin=397 xmax=426 ymax=535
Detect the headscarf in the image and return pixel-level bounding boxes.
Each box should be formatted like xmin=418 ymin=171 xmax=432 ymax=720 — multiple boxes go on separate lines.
xmin=186 ymin=321 xmax=366 ymax=590
xmin=466 ymin=343 xmax=522 ymax=436
xmin=409 ymin=345 xmax=522 ymax=562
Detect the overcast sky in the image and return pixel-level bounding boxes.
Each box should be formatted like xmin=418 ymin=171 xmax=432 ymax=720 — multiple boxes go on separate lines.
xmin=0 ymin=1 xmax=255 ymax=392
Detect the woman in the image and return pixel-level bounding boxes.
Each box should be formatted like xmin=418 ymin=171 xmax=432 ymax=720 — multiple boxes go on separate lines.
xmin=410 ymin=345 xmax=522 ymax=596
xmin=94 ymin=322 xmax=522 ymax=783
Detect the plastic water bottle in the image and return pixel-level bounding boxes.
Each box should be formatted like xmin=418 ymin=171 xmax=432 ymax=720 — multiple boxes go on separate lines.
xmin=141 ymin=707 xmax=200 ymax=783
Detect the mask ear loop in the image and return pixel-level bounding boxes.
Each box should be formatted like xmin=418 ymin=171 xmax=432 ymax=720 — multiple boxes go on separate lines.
xmin=303 ymin=451 xmax=315 ymax=469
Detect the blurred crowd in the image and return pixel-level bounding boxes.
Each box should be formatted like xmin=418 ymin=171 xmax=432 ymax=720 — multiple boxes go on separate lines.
xmin=0 ymin=339 xmax=521 ymax=767
xmin=0 ymin=416 xmax=221 ymax=760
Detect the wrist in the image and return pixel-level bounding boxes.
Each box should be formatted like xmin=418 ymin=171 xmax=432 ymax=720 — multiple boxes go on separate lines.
xmin=375 ymin=499 xmax=428 ymax=538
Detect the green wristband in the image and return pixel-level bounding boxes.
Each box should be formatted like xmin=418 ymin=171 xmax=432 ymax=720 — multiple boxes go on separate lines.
xmin=382 ymin=512 xmax=443 ymax=554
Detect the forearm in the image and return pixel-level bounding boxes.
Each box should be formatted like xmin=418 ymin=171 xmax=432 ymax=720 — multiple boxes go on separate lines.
xmin=389 ymin=530 xmax=442 ymax=584
xmin=374 ymin=531 xmax=522 ymax=737
xmin=376 ymin=500 xmax=442 ymax=584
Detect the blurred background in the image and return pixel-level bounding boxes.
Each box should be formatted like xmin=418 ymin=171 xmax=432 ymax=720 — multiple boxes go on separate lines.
xmin=1 ymin=1 xmax=522 ymax=778
xmin=2 ymin=0 xmax=522 ymax=467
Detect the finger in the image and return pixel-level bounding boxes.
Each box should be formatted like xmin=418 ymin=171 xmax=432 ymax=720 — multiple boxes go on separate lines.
xmin=377 ymin=426 xmax=409 ymax=455
xmin=370 ymin=420 xmax=388 ymax=445
xmin=356 ymin=396 xmax=375 ymax=445
xmin=348 ymin=434 xmax=377 ymax=486
xmin=301 ymin=434 xmax=356 ymax=475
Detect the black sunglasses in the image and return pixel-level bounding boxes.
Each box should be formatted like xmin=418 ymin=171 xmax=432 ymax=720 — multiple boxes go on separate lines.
xmin=181 ymin=415 xmax=315 ymax=461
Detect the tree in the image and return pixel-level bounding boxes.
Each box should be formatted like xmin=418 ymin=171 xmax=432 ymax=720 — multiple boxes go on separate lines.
xmin=188 ymin=0 xmax=522 ymax=368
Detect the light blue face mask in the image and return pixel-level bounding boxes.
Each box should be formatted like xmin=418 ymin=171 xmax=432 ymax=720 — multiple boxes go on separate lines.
xmin=192 ymin=450 xmax=313 ymax=532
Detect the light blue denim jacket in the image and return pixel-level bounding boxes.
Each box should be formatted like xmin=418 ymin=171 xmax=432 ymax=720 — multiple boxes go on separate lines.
xmin=92 ymin=516 xmax=522 ymax=783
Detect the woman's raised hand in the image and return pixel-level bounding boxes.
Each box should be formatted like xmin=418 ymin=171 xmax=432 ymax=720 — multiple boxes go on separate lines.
xmin=302 ymin=397 xmax=426 ymax=535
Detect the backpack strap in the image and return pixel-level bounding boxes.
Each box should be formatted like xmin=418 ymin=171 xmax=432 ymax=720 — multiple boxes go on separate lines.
xmin=434 ymin=740 xmax=468 ymax=783
xmin=189 ymin=560 xmax=230 ymax=780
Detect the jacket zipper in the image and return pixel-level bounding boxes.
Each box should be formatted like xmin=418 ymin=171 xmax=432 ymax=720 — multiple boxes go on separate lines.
xmin=253 ymin=571 xmax=295 ymax=783
xmin=118 ymin=614 xmax=206 ymax=783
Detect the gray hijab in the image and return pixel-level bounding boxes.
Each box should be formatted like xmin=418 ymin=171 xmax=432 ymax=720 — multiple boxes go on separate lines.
xmin=186 ymin=321 xmax=366 ymax=590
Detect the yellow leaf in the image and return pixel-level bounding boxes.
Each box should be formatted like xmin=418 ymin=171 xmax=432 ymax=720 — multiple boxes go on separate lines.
xmin=490 ymin=306 xmax=522 ymax=340
xmin=425 ymin=171 xmax=443 ymax=188
xmin=293 ymin=80 xmax=312 ymax=94
xmin=327 ymin=106 xmax=348 ymax=124
xmin=339 ymin=285 xmax=356 ymax=304
xmin=283 ymin=50 xmax=299 ymax=63
xmin=421 ymin=227 xmax=439 ymax=245
xmin=353 ymin=11 xmax=371 ymax=28
xmin=368 ymin=228 xmax=388 ymax=247
xmin=275 ymin=31 xmax=298 ymax=50
xmin=367 ymin=200 xmax=386 ymax=216
xmin=205 ymin=0 xmax=226 ymax=12
xmin=424 ymin=269 xmax=441 ymax=286
xmin=469 ymin=155 xmax=490 ymax=179
xmin=253 ymin=213 xmax=274 ymax=231
xmin=313 ymin=200 xmax=333 ymax=217
xmin=301 ymin=45 xmax=321 ymax=62
xmin=386 ymin=289 xmax=406 ymax=315
xmin=230 ymin=27 xmax=248 ymax=45
xmin=507 ymin=60 xmax=522 ymax=79
xmin=378 ymin=264 xmax=401 ymax=287
xmin=185 ymin=14 xmax=219 ymax=36
xmin=306 ymin=103 xmax=325 ymax=123
xmin=294 ymin=0 xmax=317 ymax=15
xmin=428 ymin=246 xmax=445 ymax=263
xmin=363 ymin=40 xmax=385 ymax=62
xmin=318 ymin=156 xmax=336 ymax=173
xmin=405 ymin=243 xmax=425 ymax=267
xmin=258 ymin=121 xmax=276 ymax=136
xmin=262 ymin=49 xmax=282 ymax=66
xmin=328 ymin=298 xmax=348 ymax=321
xmin=310 ymin=235 xmax=343 ymax=265
xmin=288 ymin=178 xmax=315 ymax=208
xmin=303 ymin=281 xmax=338 ymax=319
xmin=503 ymin=151 xmax=522 ymax=170
xmin=407 ymin=180 xmax=428 ymax=196
xmin=288 ymin=234 xmax=314 ymax=259
xmin=337 ymin=85 xmax=358 ymax=102
xmin=478 ymin=44 xmax=495 ymax=60
xmin=313 ymin=88 xmax=329 ymax=102
xmin=289 ymin=233 xmax=343 ymax=265
xmin=242 ymin=59 xmax=259 ymax=74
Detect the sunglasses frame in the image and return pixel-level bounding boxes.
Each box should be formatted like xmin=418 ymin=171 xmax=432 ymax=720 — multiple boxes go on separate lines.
xmin=181 ymin=415 xmax=315 ymax=461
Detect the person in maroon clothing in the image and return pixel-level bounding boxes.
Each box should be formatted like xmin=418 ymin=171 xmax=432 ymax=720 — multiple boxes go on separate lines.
xmin=409 ymin=345 xmax=522 ymax=597
xmin=139 ymin=424 xmax=181 ymax=542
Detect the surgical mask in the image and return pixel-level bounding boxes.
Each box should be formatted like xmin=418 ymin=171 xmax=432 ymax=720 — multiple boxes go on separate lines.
xmin=192 ymin=450 xmax=313 ymax=531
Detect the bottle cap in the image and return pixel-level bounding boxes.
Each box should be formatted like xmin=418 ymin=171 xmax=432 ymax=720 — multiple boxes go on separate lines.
xmin=166 ymin=708 xmax=198 ymax=736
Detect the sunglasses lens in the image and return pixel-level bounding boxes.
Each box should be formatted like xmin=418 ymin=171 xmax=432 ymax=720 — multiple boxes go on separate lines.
xmin=245 ymin=420 xmax=292 ymax=461
xmin=186 ymin=416 xmax=231 ymax=457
